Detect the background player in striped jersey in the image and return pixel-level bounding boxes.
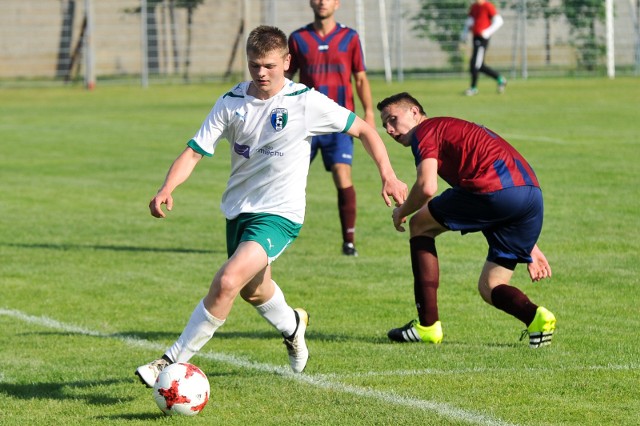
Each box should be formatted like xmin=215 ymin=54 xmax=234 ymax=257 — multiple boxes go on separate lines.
xmin=287 ymin=0 xmax=374 ymax=256
xmin=377 ymin=92 xmax=556 ymax=348
xmin=460 ymin=0 xmax=507 ymax=96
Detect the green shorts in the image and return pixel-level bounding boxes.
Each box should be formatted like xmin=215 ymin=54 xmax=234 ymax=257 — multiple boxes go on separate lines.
xmin=226 ymin=213 xmax=302 ymax=264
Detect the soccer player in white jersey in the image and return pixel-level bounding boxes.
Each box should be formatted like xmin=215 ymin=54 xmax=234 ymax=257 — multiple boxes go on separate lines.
xmin=135 ymin=25 xmax=407 ymax=385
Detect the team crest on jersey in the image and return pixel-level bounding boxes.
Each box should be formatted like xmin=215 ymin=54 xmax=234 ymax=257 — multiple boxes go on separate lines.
xmin=270 ymin=108 xmax=288 ymax=132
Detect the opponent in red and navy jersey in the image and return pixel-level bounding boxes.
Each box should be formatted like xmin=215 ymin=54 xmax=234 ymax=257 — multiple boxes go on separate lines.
xmin=288 ymin=23 xmax=366 ymax=112
xmin=411 ymin=117 xmax=539 ymax=193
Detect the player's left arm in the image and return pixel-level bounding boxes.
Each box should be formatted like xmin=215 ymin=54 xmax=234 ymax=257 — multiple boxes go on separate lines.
xmin=353 ymin=71 xmax=376 ymax=129
xmin=346 ymin=116 xmax=407 ymax=207
xmin=481 ymin=13 xmax=503 ymax=39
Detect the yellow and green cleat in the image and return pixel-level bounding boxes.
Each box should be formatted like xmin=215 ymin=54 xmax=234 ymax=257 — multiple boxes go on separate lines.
xmin=387 ymin=319 xmax=443 ymax=344
xmin=521 ymin=306 xmax=556 ymax=348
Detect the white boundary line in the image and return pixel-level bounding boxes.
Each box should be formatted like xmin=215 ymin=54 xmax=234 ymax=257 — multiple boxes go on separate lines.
xmin=314 ymin=363 xmax=639 ymax=381
xmin=2 ymin=308 xmax=520 ymax=425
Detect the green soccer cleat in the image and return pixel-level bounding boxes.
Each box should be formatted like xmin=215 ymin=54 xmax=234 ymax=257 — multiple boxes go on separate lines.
xmin=497 ymin=76 xmax=507 ymax=94
xmin=521 ymin=306 xmax=556 ymax=348
xmin=464 ymin=87 xmax=479 ymax=96
xmin=387 ymin=319 xmax=443 ymax=344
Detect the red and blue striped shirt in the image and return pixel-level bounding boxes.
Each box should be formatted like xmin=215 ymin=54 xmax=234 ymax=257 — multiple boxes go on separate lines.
xmin=412 ymin=117 xmax=539 ymax=193
xmin=288 ymin=23 xmax=366 ymax=112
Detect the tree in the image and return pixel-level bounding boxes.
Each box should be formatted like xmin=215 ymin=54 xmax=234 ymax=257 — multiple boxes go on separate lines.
xmin=175 ymin=0 xmax=204 ymax=82
xmin=508 ymin=0 xmax=562 ymax=65
xmin=561 ymin=0 xmax=606 ymax=70
xmin=412 ymin=0 xmax=470 ymax=71
xmin=124 ymin=0 xmax=203 ymax=79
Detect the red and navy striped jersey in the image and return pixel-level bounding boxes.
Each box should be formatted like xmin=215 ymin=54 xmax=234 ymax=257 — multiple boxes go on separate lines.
xmin=412 ymin=117 xmax=539 ymax=193
xmin=288 ymin=23 xmax=366 ymax=112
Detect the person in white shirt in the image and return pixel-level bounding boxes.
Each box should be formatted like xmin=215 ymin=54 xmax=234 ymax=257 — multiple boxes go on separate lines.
xmin=135 ymin=25 xmax=407 ymax=385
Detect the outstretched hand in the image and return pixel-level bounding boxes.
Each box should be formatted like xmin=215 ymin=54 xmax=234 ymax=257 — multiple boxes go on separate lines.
xmin=528 ymin=244 xmax=552 ymax=282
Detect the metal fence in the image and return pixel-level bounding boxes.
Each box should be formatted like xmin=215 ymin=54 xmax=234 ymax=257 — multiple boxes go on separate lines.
xmin=0 ymin=0 xmax=638 ymax=87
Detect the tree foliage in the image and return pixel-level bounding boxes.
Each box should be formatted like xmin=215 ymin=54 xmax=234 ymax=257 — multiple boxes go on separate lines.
xmin=411 ymin=0 xmax=606 ymax=72
xmin=412 ymin=0 xmax=470 ymax=70
xmin=561 ymin=0 xmax=606 ymax=70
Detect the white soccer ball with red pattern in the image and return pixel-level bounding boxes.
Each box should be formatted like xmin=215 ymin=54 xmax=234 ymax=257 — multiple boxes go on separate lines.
xmin=152 ymin=362 xmax=210 ymax=416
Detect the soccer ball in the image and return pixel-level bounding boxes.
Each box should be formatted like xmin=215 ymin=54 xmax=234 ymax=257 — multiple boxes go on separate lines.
xmin=153 ymin=362 xmax=210 ymax=416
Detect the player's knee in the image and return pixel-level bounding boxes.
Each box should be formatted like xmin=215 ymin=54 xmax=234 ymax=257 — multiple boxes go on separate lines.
xmin=408 ymin=211 xmax=441 ymax=237
xmin=477 ymin=280 xmax=493 ymax=305
xmin=213 ymin=272 xmax=243 ymax=300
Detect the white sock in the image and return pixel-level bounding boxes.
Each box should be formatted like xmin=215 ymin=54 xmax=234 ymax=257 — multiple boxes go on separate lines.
xmin=254 ymin=281 xmax=296 ymax=337
xmin=165 ymin=299 xmax=225 ymax=363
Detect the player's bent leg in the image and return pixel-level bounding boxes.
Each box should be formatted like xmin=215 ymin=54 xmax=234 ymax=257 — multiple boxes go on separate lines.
xmin=477 ymin=261 xmax=515 ymax=305
xmin=204 ymin=241 xmax=269 ymax=319
xmin=408 ymin=204 xmax=447 ymax=239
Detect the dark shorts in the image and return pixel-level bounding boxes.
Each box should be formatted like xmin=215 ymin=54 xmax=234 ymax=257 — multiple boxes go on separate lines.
xmin=310 ymin=133 xmax=354 ymax=171
xmin=428 ymin=186 xmax=543 ymax=267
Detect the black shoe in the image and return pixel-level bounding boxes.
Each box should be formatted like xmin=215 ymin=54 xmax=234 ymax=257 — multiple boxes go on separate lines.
xmin=342 ymin=242 xmax=358 ymax=257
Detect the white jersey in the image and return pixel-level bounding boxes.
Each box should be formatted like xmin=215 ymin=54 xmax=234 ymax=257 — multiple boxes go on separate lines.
xmin=188 ymin=79 xmax=355 ymax=223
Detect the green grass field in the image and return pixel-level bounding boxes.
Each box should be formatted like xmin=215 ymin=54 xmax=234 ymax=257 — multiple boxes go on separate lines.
xmin=1 ymin=77 xmax=639 ymax=425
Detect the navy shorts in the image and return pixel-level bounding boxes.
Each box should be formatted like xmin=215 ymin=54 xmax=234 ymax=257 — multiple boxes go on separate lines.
xmin=310 ymin=133 xmax=354 ymax=171
xmin=428 ymin=186 xmax=543 ymax=267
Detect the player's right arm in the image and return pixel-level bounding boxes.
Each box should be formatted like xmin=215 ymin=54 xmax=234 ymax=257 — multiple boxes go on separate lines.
xmin=345 ymin=116 xmax=407 ymax=207
xmin=149 ymin=147 xmax=203 ymax=218
xmin=460 ymin=16 xmax=474 ymax=41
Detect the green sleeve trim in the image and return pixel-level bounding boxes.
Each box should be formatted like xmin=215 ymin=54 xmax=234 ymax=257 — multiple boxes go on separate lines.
xmin=285 ymin=87 xmax=311 ymax=97
xmin=342 ymin=112 xmax=357 ymax=133
xmin=187 ymin=139 xmax=212 ymax=157
xmin=223 ymin=91 xmax=244 ymax=99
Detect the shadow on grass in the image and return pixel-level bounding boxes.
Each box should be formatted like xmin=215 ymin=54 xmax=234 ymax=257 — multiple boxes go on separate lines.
xmin=0 ymin=377 xmax=170 ymax=421
xmin=0 ymin=377 xmax=132 ymax=405
xmin=5 ymin=242 xmax=223 ymax=255
xmin=14 ymin=321 xmax=525 ymax=349
xmin=0 ymin=370 xmax=231 ymax=421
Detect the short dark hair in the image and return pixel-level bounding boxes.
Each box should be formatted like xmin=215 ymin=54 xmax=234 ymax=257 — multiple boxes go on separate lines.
xmin=246 ymin=25 xmax=288 ymax=57
xmin=376 ymin=92 xmax=426 ymax=115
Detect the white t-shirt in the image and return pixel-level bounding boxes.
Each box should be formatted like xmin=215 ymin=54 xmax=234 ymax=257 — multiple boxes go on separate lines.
xmin=188 ymin=79 xmax=355 ymax=223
